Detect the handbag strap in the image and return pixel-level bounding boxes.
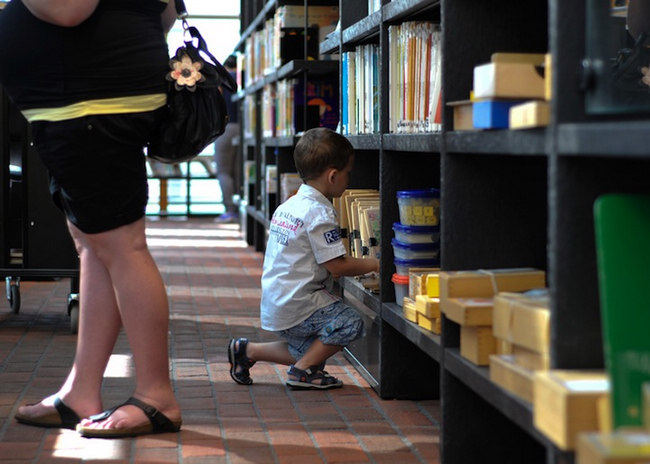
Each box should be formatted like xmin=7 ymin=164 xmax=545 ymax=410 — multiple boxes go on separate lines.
xmin=172 ymin=0 xmax=237 ymax=93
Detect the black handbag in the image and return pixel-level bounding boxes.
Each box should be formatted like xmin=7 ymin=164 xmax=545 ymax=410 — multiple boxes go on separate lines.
xmin=147 ymin=0 xmax=237 ymax=164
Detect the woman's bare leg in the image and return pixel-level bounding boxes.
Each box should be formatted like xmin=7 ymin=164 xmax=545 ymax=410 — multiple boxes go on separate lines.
xmin=74 ymin=218 xmax=179 ymax=430
xmin=16 ymin=222 xmax=122 ymax=420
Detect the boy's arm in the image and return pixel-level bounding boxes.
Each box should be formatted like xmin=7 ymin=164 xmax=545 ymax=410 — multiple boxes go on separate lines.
xmin=322 ymin=256 xmax=379 ymax=278
xmin=22 ymin=0 xmax=99 ymax=27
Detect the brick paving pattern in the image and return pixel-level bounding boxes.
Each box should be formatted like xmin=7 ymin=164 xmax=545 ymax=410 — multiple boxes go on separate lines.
xmin=0 ymin=218 xmax=440 ymax=463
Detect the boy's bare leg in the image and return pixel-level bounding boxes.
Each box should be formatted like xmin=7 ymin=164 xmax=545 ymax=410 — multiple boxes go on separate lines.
xmin=244 ymin=341 xmax=295 ymax=365
xmin=293 ymin=339 xmax=342 ymax=370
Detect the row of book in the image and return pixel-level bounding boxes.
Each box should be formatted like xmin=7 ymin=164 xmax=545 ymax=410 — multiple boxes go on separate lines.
xmin=388 ymin=22 xmax=442 ymax=133
xmin=333 ymin=189 xmax=381 ymax=260
xmin=260 ymin=78 xmax=339 ymax=138
xmin=341 ymin=45 xmax=380 ymax=135
xmin=244 ymin=6 xmax=339 ymax=85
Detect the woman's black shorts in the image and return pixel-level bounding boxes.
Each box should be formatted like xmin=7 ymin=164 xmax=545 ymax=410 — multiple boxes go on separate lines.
xmin=30 ymin=108 xmax=165 ymax=234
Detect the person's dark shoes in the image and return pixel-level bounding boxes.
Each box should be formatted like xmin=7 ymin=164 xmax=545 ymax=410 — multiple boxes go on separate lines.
xmin=611 ymin=32 xmax=650 ymax=96
xmin=15 ymin=397 xmax=81 ymax=430
xmin=228 ymin=338 xmax=256 ymax=385
xmin=286 ymin=365 xmax=343 ymax=390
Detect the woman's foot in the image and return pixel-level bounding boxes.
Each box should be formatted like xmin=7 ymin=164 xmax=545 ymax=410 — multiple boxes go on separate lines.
xmin=77 ymin=393 xmax=180 ymax=434
xmin=15 ymin=393 xmax=102 ymax=429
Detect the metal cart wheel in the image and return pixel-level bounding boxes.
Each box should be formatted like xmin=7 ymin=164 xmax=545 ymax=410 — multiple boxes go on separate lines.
xmin=5 ymin=277 xmax=20 ymax=314
xmin=67 ymin=293 xmax=79 ymax=334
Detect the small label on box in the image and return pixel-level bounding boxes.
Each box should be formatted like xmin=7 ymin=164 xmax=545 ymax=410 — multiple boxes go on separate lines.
xmin=564 ymin=379 xmax=610 ymax=392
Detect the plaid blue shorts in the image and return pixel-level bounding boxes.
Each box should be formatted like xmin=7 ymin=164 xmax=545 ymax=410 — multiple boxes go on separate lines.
xmin=276 ymin=300 xmax=364 ymax=362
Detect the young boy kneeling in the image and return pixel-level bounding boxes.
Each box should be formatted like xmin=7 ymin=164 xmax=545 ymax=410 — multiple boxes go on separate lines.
xmin=228 ymin=128 xmax=379 ymax=390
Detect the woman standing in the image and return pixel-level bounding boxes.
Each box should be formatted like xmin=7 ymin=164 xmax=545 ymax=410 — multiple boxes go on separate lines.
xmin=0 ymin=0 xmax=181 ymax=437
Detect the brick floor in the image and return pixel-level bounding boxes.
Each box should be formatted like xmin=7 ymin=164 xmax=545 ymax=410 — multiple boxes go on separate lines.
xmin=0 ymin=218 xmax=440 ymax=463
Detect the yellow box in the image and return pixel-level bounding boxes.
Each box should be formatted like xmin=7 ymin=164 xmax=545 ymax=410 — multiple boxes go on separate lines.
xmin=447 ymin=100 xmax=475 ymax=131
xmin=490 ymin=52 xmax=546 ymax=65
xmin=490 ymin=354 xmax=535 ymax=403
xmin=598 ymin=395 xmax=612 ymax=434
xmin=577 ymin=432 xmax=650 ymax=464
xmin=474 ymin=62 xmax=545 ymax=100
xmin=439 ymin=268 xmax=546 ymax=300
xmin=493 ymin=290 xmax=550 ymax=354
xmin=442 ymin=297 xmax=493 ymax=326
xmin=408 ymin=268 xmax=439 ymax=300
xmin=460 ymin=326 xmax=496 ymax=366
xmin=496 ymin=339 xmax=514 ymax=355
xmin=545 ymin=53 xmax=552 ymax=101
xmin=415 ymin=295 xmax=440 ymax=318
xmin=417 ymin=312 xmax=440 ymax=334
xmin=513 ymin=345 xmax=550 ymax=371
xmin=509 ymin=101 xmax=550 ymax=129
xmin=533 ymin=370 xmax=610 ymax=450
xmin=426 ymin=274 xmax=439 ymax=297
xmin=403 ymin=297 xmax=417 ymax=323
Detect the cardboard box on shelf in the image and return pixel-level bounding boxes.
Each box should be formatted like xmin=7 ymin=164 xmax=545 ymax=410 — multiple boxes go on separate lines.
xmin=509 ymin=100 xmax=550 ymax=129
xmin=545 ymin=53 xmax=552 ymax=101
xmin=474 ymin=59 xmax=545 ymax=100
xmin=577 ymin=432 xmax=650 ymax=464
xmin=426 ymin=274 xmax=440 ymax=297
xmin=496 ymin=339 xmax=514 ymax=355
xmin=460 ymin=326 xmax=496 ymax=366
xmin=447 ymin=100 xmax=474 ymax=131
xmin=442 ymin=297 xmax=493 ymax=326
xmin=415 ymin=295 xmax=440 ymax=318
xmin=513 ymin=345 xmax=550 ymax=371
xmin=403 ymin=297 xmax=418 ymax=323
xmin=417 ymin=312 xmax=440 ymax=334
xmin=489 ymin=354 xmax=536 ymax=403
xmin=533 ymin=370 xmax=610 ymax=450
xmin=439 ymin=268 xmax=546 ymax=300
xmin=493 ymin=289 xmax=550 ymax=354
xmin=409 ymin=268 xmax=440 ymax=300
xmin=598 ymin=395 xmax=612 ymax=434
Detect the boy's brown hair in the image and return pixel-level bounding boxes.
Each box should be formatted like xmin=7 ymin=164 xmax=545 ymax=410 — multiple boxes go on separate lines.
xmin=293 ymin=128 xmax=354 ymax=181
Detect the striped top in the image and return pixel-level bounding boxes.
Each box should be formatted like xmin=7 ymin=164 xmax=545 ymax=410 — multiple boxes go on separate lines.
xmin=0 ymin=0 xmax=170 ymax=121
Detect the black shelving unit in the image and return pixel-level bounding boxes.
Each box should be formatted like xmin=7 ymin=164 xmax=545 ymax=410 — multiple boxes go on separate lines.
xmin=235 ymin=0 xmax=646 ymax=462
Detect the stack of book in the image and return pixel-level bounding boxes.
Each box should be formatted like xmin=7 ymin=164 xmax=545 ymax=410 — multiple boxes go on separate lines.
xmin=333 ymin=189 xmax=380 ymax=260
xmin=388 ymin=22 xmax=442 ymax=133
xmin=272 ymin=78 xmax=339 ymax=136
xmin=341 ymin=44 xmax=379 ymax=135
xmin=244 ymin=6 xmax=339 ymax=86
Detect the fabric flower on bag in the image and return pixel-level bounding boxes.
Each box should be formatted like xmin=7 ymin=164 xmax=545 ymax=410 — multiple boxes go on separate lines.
xmin=167 ymin=50 xmax=205 ymax=91
xmin=641 ymin=66 xmax=650 ymax=88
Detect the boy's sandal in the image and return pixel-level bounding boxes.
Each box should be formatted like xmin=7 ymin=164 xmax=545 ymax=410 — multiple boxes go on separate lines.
xmin=15 ymin=397 xmax=81 ymax=430
xmin=228 ymin=338 xmax=256 ymax=385
xmin=76 ymin=397 xmax=181 ymax=439
xmin=286 ymin=365 xmax=343 ymax=390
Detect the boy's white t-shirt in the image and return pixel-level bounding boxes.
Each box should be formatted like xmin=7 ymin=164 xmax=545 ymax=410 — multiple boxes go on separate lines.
xmin=260 ymin=184 xmax=346 ymax=331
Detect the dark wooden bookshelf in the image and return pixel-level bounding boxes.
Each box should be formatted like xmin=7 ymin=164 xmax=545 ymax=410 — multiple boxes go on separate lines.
xmin=234 ymin=0 xmax=650 ymax=461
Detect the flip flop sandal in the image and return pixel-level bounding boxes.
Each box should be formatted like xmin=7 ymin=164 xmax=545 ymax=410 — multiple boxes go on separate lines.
xmin=228 ymin=338 xmax=256 ymax=385
xmin=286 ymin=365 xmax=343 ymax=390
xmin=15 ymin=397 xmax=81 ymax=430
xmin=76 ymin=397 xmax=181 ymax=439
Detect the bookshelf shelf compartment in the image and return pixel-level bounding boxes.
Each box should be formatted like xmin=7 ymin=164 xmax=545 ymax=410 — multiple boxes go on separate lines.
xmin=344 ymin=134 xmax=381 ymax=150
xmin=382 ymin=303 xmax=441 ymax=361
xmin=383 ymin=133 xmax=442 ymax=152
xmin=243 ymin=60 xmax=339 ymax=97
xmin=342 ymin=11 xmax=381 ymax=46
xmin=233 ymin=0 xmax=277 ymax=53
xmin=263 ymin=136 xmax=298 ymax=147
xmin=340 ymin=276 xmax=381 ymax=315
xmin=558 ymin=122 xmax=650 ymax=158
xmin=320 ymin=31 xmax=340 ymax=55
xmin=445 ymin=130 xmax=548 ymax=156
xmin=383 ymin=0 xmax=441 ymax=24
